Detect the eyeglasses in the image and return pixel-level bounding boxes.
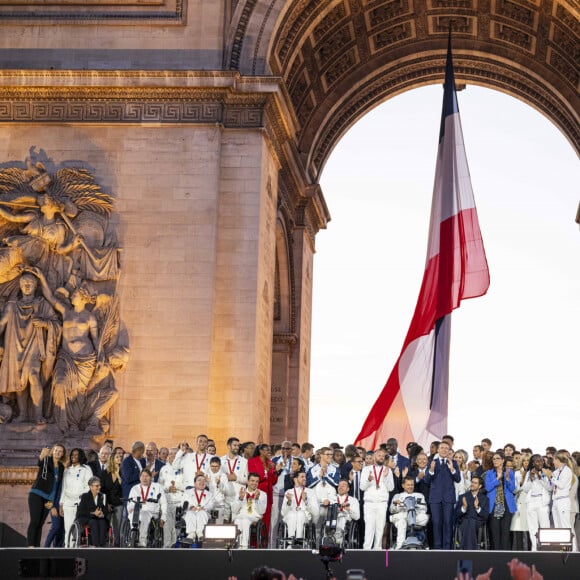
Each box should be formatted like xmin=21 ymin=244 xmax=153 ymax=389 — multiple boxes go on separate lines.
xmin=282 ymin=447 xmax=291 ymax=450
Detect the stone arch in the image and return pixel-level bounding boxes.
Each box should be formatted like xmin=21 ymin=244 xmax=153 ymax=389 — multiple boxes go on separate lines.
xmin=227 ymin=0 xmax=579 ymax=180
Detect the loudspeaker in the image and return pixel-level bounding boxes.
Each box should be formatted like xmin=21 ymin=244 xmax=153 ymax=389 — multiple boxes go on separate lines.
xmin=18 ymin=558 xmax=87 ymax=578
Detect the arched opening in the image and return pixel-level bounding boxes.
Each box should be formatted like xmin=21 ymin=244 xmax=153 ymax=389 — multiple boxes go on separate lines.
xmin=310 ymin=84 xmax=579 ymax=450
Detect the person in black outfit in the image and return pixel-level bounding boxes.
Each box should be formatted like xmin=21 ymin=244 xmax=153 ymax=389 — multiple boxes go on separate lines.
xmin=27 ymin=444 xmax=66 ymax=547
xmin=101 ymin=451 xmax=123 ymax=546
xmin=76 ymin=477 xmax=109 ymax=546
xmin=283 ymin=458 xmax=305 ymax=491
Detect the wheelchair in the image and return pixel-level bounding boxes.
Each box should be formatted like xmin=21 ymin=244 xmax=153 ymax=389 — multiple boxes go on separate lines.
xmin=248 ymin=518 xmax=268 ymax=548
xmin=68 ymin=518 xmax=113 ymax=548
xmin=388 ymin=496 xmax=429 ymax=550
xmin=276 ymin=519 xmax=317 ymax=549
xmin=453 ymin=520 xmax=490 ymax=550
xmin=120 ymin=496 xmax=164 ymax=548
xmin=319 ymin=504 xmax=361 ymax=549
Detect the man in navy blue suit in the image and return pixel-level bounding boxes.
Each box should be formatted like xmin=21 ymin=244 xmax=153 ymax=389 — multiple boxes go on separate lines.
xmin=454 ymin=475 xmax=489 ymax=550
xmin=424 ymin=441 xmax=460 ymax=549
xmin=144 ymin=441 xmax=165 ymax=483
xmin=121 ymin=441 xmax=146 ymax=500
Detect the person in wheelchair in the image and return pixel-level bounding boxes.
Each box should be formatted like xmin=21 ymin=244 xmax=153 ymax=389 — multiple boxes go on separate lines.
xmin=232 ymin=472 xmax=267 ymax=548
xmin=182 ymin=473 xmax=215 ymax=542
xmin=325 ymin=479 xmax=360 ymax=545
xmin=76 ymin=477 xmax=109 ymax=547
xmin=281 ymin=471 xmax=319 ymax=546
xmin=127 ymin=468 xmax=167 ymax=547
xmin=389 ymin=476 xmax=429 ymax=549
xmin=454 ymin=474 xmax=489 ymax=550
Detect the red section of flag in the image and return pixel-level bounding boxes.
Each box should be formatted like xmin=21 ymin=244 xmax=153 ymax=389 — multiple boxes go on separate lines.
xmin=355 ymin=207 xmax=489 ymax=449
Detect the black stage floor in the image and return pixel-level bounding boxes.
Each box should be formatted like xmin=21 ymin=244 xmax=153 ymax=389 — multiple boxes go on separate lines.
xmin=1 ymin=548 xmax=579 ymax=580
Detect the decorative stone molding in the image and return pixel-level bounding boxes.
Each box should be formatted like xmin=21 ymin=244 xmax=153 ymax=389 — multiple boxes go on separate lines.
xmin=0 ymin=0 xmax=186 ymax=24
xmin=0 ymin=466 xmax=36 ymax=486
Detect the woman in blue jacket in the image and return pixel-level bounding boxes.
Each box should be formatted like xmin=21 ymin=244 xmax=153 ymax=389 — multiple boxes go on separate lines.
xmin=485 ymin=450 xmax=516 ymax=550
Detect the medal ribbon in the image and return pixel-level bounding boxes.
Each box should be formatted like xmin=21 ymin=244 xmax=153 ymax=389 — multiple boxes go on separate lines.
xmin=373 ymin=466 xmax=384 ymax=487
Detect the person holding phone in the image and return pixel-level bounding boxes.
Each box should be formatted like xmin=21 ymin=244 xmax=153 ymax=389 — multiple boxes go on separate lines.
xmin=27 ymin=444 xmax=66 ymax=547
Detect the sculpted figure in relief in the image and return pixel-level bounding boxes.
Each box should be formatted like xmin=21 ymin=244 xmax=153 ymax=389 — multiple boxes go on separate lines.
xmin=0 ymin=149 xmax=128 ymax=434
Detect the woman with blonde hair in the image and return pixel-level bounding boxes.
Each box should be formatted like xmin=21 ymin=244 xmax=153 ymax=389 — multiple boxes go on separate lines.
xmin=511 ymin=452 xmax=530 ymax=550
xmin=453 ymin=449 xmax=470 ymax=500
xmin=551 ymin=453 xmax=575 ymax=548
xmin=102 ymin=449 xmax=123 ymax=546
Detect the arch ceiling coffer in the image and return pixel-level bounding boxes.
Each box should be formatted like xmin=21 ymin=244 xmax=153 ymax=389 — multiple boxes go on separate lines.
xmin=230 ymin=0 xmax=579 ymax=179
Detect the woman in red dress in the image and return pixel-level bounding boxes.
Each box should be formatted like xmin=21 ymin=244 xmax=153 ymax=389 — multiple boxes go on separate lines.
xmin=247 ymin=443 xmax=277 ymax=541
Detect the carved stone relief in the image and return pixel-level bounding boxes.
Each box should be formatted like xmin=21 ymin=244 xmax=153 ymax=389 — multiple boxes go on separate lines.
xmin=0 ymin=148 xmax=128 ymax=436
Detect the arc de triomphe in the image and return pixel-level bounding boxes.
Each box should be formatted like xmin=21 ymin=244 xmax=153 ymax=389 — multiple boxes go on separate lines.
xmin=0 ymin=0 xmax=578 ymax=533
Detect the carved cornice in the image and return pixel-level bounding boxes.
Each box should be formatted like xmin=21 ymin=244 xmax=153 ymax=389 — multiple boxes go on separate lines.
xmin=273 ymin=332 xmax=298 ymax=346
xmin=0 ymin=0 xmax=186 ymax=24
xmin=0 ymin=466 xmax=36 ymax=486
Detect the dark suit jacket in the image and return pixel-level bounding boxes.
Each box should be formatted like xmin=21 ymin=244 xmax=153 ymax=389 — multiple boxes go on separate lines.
xmin=454 ymin=491 xmax=489 ymax=524
xmin=88 ymin=460 xmax=109 ymax=479
xmin=121 ymin=455 xmax=145 ymax=499
xmin=76 ymin=491 xmax=108 ymax=527
xmin=424 ymin=458 xmax=461 ymax=503
xmin=408 ymin=467 xmax=431 ymax=503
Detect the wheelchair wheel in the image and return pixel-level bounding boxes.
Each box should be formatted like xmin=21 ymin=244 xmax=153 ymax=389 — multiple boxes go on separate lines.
xmin=303 ymin=522 xmax=317 ymax=549
xmin=250 ymin=519 xmax=268 ymax=549
xmin=147 ymin=518 xmax=163 ymax=548
xmin=68 ymin=521 xmax=82 ymax=548
xmin=276 ymin=521 xmax=288 ymax=549
xmin=346 ymin=520 xmax=360 ymax=549
xmin=120 ymin=518 xmax=134 ymax=548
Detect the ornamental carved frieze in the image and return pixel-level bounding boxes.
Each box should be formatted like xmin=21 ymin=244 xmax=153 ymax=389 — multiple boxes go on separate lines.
xmin=0 ymin=0 xmax=185 ymax=24
xmin=0 ymin=148 xmax=128 ymax=436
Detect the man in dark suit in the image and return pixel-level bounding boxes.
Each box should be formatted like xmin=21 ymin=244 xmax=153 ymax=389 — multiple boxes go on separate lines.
xmin=88 ymin=446 xmax=111 ymax=479
xmin=347 ymin=455 xmax=365 ymax=547
xmin=144 ymin=441 xmax=164 ymax=483
xmin=121 ymin=441 xmax=146 ymax=500
xmin=454 ymin=475 xmax=489 ymax=549
xmin=424 ymin=441 xmax=460 ymax=549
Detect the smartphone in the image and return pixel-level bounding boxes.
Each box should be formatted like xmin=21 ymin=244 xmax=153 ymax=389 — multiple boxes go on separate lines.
xmin=346 ymin=569 xmax=365 ymax=580
xmin=457 ymin=560 xmax=473 ymax=577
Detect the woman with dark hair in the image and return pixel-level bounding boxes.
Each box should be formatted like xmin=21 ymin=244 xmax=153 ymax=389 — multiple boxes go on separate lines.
xmin=247 ymin=444 xmax=277 ymax=540
xmin=27 ymin=443 xmax=66 ymax=547
xmin=485 ymin=450 xmax=516 ymax=550
xmin=76 ymin=476 xmax=109 ymax=546
xmin=522 ymin=454 xmax=551 ymax=551
xmin=284 ymin=457 xmax=305 ymax=491
xmin=60 ymin=447 xmax=92 ymax=546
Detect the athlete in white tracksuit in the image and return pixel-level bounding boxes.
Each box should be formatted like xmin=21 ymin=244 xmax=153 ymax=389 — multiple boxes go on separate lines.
xmin=231 ymin=473 xmax=267 ymax=548
xmin=127 ymin=469 xmax=167 ymax=547
xmin=60 ymin=452 xmax=93 ymax=547
xmin=281 ymin=472 xmax=319 ymax=542
xmin=158 ymin=449 xmax=184 ymax=548
xmin=182 ymin=474 xmax=215 ymax=540
xmin=522 ymin=456 xmax=552 ymax=551
xmin=360 ymin=449 xmax=394 ymax=550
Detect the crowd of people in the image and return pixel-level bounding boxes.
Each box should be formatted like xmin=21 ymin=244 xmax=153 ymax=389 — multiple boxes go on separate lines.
xmin=27 ymin=434 xmax=579 ymax=553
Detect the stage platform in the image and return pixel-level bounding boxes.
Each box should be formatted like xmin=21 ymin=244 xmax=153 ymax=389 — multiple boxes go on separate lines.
xmin=1 ymin=548 xmax=578 ymax=579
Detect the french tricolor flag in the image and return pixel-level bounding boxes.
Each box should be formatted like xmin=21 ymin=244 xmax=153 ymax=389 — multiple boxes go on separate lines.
xmin=355 ymin=35 xmax=490 ymax=451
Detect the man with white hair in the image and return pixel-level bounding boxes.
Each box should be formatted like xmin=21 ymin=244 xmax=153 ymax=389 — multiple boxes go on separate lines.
xmin=88 ymin=446 xmax=111 ymax=478
xmin=121 ymin=441 xmax=145 ymax=500
xmin=158 ymin=447 xmax=184 ymax=547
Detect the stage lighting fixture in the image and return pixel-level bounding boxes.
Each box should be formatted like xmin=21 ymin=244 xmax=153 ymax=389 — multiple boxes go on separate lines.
xmin=202 ymin=523 xmax=238 ymax=548
xmin=537 ymin=528 xmax=573 ymax=551
xmin=18 ymin=557 xmax=87 ymax=578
